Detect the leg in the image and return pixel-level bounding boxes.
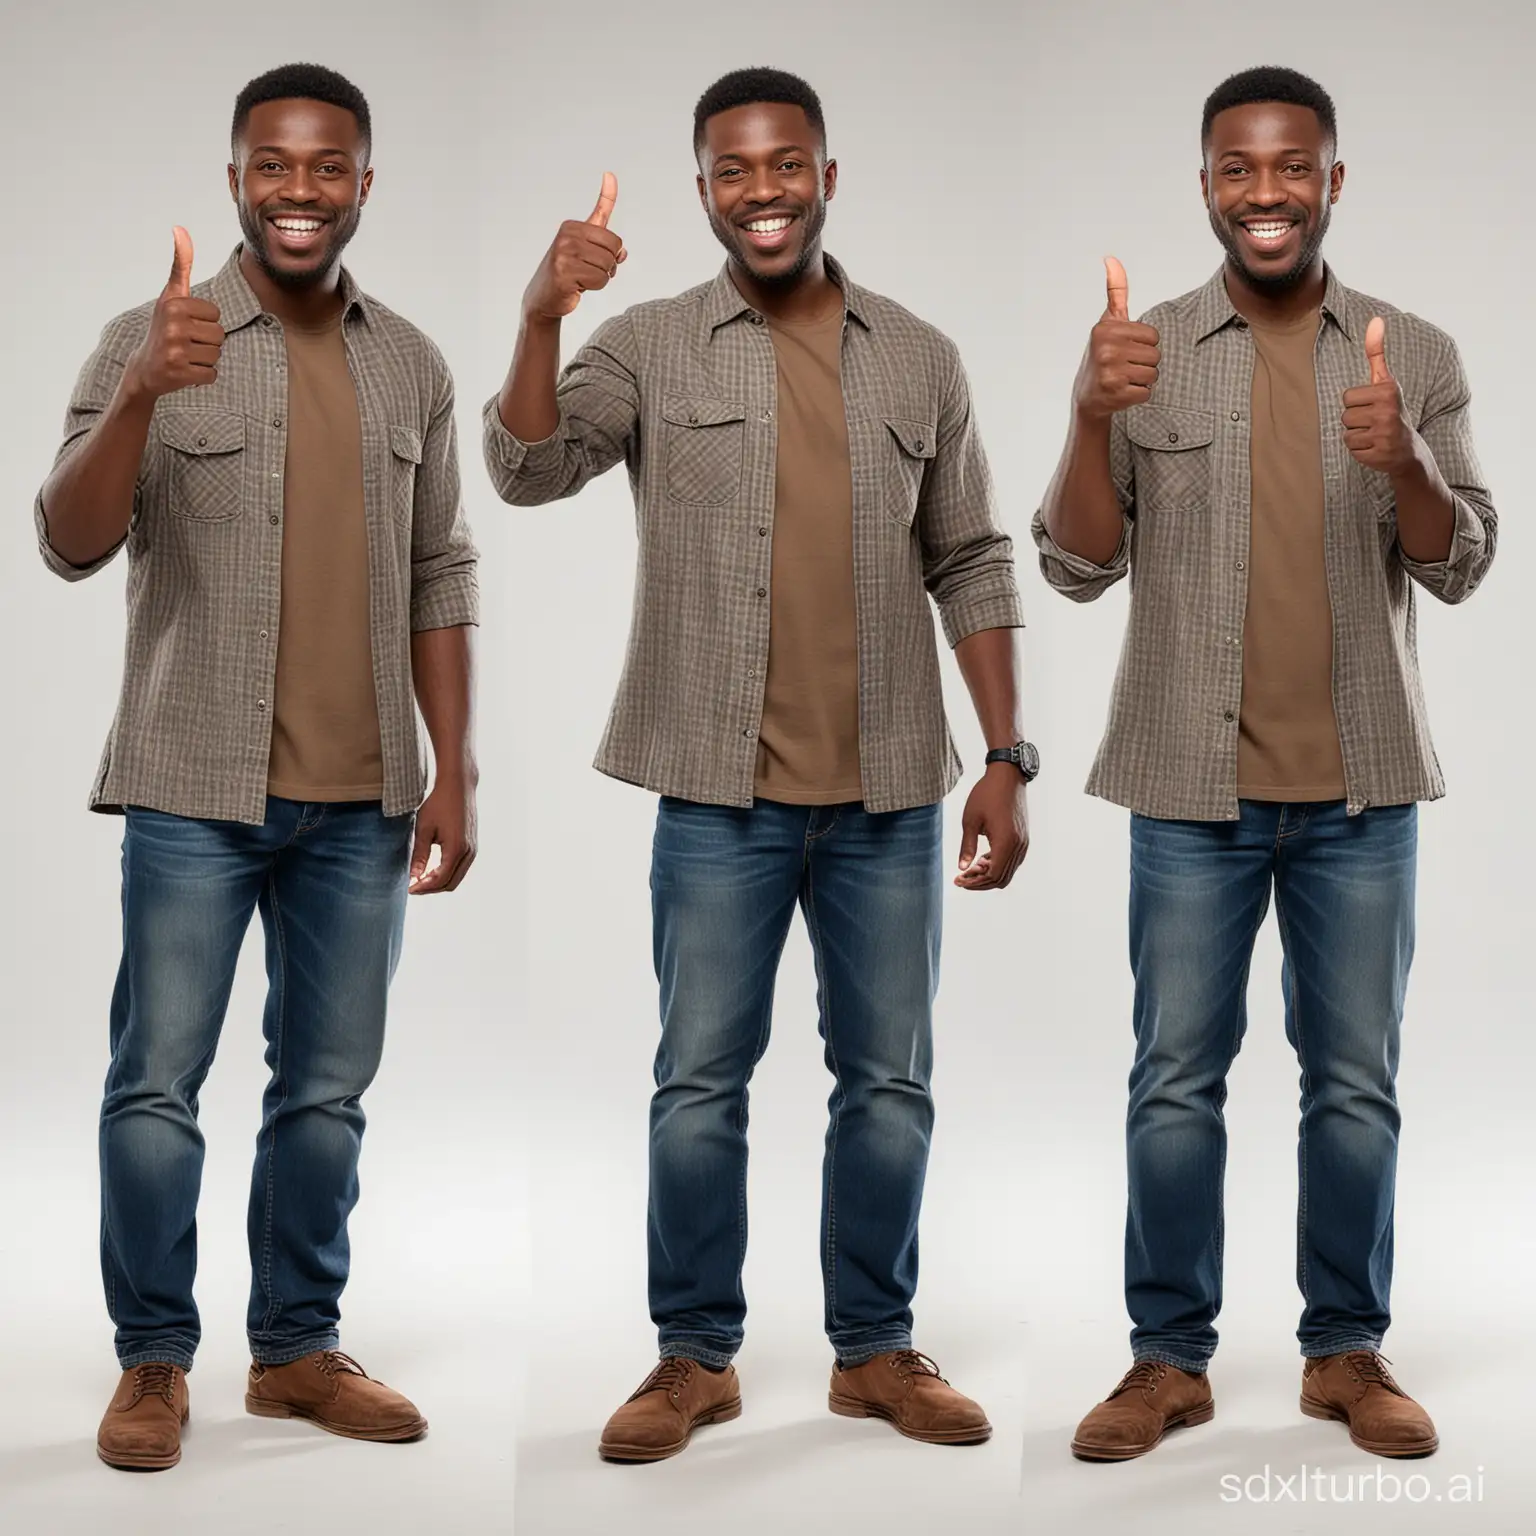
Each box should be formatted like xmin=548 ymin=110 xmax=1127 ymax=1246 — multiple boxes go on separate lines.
xmin=246 ymin=800 xmax=411 ymax=1363
xmin=1272 ymin=801 xmax=1416 ymax=1356
xmin=101 ymin=807 xmax=272 ymax=1369
xmin=1125 ymin=806 xmax=1276 ymax=1371
xmin=647 ymin=797 xmax=803 ymax=1366
xmin=801 ymin=802 xmax=942 ymax=1365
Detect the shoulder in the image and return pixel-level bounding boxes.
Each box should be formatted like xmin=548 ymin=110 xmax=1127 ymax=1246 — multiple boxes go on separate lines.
xmin=1136 ymin=280 xmax=1213 ymax=334
xmin=853 ymin=285 xmax=964 ymax=367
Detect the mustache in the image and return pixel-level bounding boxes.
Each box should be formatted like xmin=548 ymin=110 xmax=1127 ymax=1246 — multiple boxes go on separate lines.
xmin=1229 ymin=206 xmax=1308 ymax=225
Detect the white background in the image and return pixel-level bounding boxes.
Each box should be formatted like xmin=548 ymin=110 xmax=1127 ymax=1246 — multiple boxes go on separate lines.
xmin=1 ymin=0 xmax=1531 ymax=1533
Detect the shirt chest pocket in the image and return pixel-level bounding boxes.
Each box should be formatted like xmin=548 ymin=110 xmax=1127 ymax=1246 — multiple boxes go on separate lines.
xmin=1125 ymin=405 xmax=1216 ymax=511
xmin=390 ymin=424 xmax=423 ymax=529
xmin=882 ymin=417 xmax=937 ymax=527
xmin=662 ymin=395 xmax=747 ymax=505
xmin=159 ymin=410 xmax=247 ymax=522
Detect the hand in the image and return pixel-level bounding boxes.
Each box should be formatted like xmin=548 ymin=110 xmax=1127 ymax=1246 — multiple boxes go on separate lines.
xmin=954 ymin=764 xmax=1030 ymax=892
xmin=124 ymin=228 xmax=225 ymax=400
xmin=1341 ymin=317 xmax=1421 ymax=477
xmin=1072 ymin=256 xmax=1161 ymax=422
xmin=409 ymin=774 xmax=478 ymax=894
xmin=522 ymin=172 xmax=628 ymax=324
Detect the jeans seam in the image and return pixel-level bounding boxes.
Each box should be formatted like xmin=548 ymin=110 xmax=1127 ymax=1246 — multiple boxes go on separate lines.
xmin=1272 ymin=881 xmax=1312 ymax=1310
xmin=802 ymin=860 xmax=844 ymax=1333
xmin=257 ymin=866 xmax=290 ymax=1334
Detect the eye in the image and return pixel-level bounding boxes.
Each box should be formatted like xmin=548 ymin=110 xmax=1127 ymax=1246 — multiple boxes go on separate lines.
xmin=778 ymin=159 xmax=803 ymax=173
xmin=1223 ymin=165 xmax=1249 ymax=177
xmin=317 ymin=163 xmax=345 ymax=175
xmin=1284 ymin=162 xmax=1311 ymax=175
xmin=717 ymin=167 xmax=744 ymax=179
xmin=258 ymin=160 xmax=285 ymax=174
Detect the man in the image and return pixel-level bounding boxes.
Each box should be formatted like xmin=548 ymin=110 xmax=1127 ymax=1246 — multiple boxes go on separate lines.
xmin=485 ymin=67 xmax=1035 ymax=1460
xmin=1035 ymin=66 xmax=1494 ymax=1462
xmin=36 ymin=63 xmax=480 ymax=1471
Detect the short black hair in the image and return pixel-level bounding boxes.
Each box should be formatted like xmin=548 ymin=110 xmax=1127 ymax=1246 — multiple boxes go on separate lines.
xmin=1201 ymin=66 xmax=1336 ymax=153
xmin=232 ymin=62 xmax=372 ymax=160
xmin=693 ymin=67 xmax=826 ymax=157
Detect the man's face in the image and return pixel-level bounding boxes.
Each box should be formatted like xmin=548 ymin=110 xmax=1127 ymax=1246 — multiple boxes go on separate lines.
xmin=228 ymin=97 xmax=372 ymax=289
xmin=696 ymin=101 xmax=835 ymax=286
xmin=1201 ymin=101 xmax=1343 ymax=290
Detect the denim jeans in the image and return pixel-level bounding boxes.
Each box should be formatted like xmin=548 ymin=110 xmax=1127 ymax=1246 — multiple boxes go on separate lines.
xmin=647 ymin=796 xmax=943 ymax=1368
xmin=1125 ymin=800 xmax=1417 ymax=1372
xmin=101 ymin=798 xmax=412 ymax=1370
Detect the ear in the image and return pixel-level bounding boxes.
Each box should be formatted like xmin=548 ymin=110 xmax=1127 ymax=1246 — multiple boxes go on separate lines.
xmin=227 ymin=162 xmax=239 ymax=202
xmin=1328 ymin=159 xmax=1345 ymax=205
xmin=824 ymin=157 xmax=838 ymax=201
xmin=696 ymin=171 xmax=709 ymax=213
xmin=359 ymin=165 xmax=374 ymax=206
xmin=1198 ymin=164 xmax=1210 ymax=210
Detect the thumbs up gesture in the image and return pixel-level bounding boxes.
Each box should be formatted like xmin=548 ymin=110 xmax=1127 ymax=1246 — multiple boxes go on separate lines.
xmin=1073 ymin=256 xmax=1162 ymax=422
xmin=1341 ymin=317 xmax=1417 ymax=475
xmin=126 ymin=228 xmax=225 ymax=400
xmin=523 ymin=173 xmax=627 ymax=324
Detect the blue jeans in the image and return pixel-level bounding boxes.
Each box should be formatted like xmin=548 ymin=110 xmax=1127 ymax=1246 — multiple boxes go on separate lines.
xmin=647 ymin=797 xmax=942 ymax=1368
xmin=101 ymin=799 xmax=412 ymax=1370
xmin=1125 ymin=800 xmax=1417 ymax=1371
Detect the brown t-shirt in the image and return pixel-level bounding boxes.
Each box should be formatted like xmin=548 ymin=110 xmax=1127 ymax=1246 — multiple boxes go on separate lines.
xmin=754 ymin=309 xmax=862 ymax=805
xmin=1236 ymin=309 xmax=1346 ymax=802
xmin=266 ymin=312 xmax=384 ymax=802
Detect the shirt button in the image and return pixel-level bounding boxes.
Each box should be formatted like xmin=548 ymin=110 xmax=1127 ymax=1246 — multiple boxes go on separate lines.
xmin=1223 ymin=709 xmax=1235 ymax=722
xmin=747 ymin=668 xmax=757 ymax=678
xmin=750 ymin=313 xmax=764 ymax=325
xmin=1234 ymin=317 xmax=1249 ymax=329
xmin=688 ymin=413 xmax=699 ymax=427
xmin=756 ymin=587 xmax=767 ymax=598
xmin=257 ymin=699 xmax=267 ymax=710
xmin=272 ymin=416 xmax=283 ymax=428
xmin=761 ymin=410 xmax=773 ymax=423
xmin=743 ymin=727 xmax=756 ymax=738
xmin=270 ymin=514 xmax=279 ymax=525
xmin=757 ymin=526 xmax=768 ymax=536
xmin=263 ymin=314 xmax=276 ymax=327
xmin=271 ymin=471 xmax=280 ymax=480
xmin=1235 ymin=559 xmax=1246 ymax=571
xmin=196 ymin=435 xmax=208 ymax=447
xmin=259 ymin=629 xmax=269 ymax=639
xmin=1167 ymin=432 xmax=1178 ymax=444
xmin=1230 ymin=411 xmax=1241 ymax=421
xmin=914 ymin=439 xmax=925 ymax=452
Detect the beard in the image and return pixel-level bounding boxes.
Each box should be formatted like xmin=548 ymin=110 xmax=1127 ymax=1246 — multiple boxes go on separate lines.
xmin=237 ymin=198 xmax=362 ymax=290
xmin=1210 ymin=197 xmax=1331 ymax=291
xmin=708 ymin=195 xmax=828 ymax=288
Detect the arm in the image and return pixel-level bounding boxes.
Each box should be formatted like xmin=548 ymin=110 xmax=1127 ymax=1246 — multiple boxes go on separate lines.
xmin=409 ymin=623 xmax=478 ymax=894
xmin=952 ymin=626 xmax=1030 ymax=892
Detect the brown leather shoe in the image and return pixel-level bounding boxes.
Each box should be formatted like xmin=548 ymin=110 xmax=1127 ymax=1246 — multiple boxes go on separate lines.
xmin=1071 ymin=1359 xmax=1214 ymax=1460
xmin=828 ymin=1349 xmax=992 ymax=1445
xmin=245 ymin=1350 xmax=426 ymax=1442
xmin=97 ymin=1362 xmax=189 ymax=1471
xmin=598 ymin=1357 xmax=742 ymax=1462
xmin=1301 ymin=1351 xmax=1438 ymax=1457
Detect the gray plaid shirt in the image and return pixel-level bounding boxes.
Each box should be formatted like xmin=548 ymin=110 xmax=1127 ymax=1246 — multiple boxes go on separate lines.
xmin=36 ymin=248 xmax=480 ymax=824
xmin=1033 ymin=267 xmax=1496 ymax=821
xmin=482 ymin=257 xmax=1024 ymax=813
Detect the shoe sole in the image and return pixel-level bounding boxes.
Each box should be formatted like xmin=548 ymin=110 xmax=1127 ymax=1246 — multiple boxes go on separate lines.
xmin=244 ymin=1394 xmax=427 ymax=1443
xmin=828 ymin=1392 xmax=993 ymax=1445
xmin=598 ymin=1396 xmax=743 ymax=1462
xmin=1299 ymin=1396 xmax=1439 ymax=1458
xmin=1070 ymin=1400 xmax=1215 ymax=1461
xmin=97 ymin=1406 xmax=190 ymax=1471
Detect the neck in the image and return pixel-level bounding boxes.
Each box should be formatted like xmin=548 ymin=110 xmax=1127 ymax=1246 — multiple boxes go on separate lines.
xmin=728 ymin=247 xmax=840 ymax=323
xmin=239 ymin=245 xmax=347 ymax=326
xmin=1223 ymin=255 xmax=1326 ymax=325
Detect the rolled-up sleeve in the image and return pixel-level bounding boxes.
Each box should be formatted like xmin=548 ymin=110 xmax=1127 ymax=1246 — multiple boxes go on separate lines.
xmin=1031 ymin=412 xmax=1134 ymax=602
xmin=481 ymin=312 xmax=641 ymax=506
xmin=35 ymin=312 xmax=149 ymax=582
xmin=1397 ymin=330 xmax=1496 ymax=605
xmin=410 ymin=353 xmax=480 ymax=632
xmin=918 ymin=346 xmax=1025 ymax=647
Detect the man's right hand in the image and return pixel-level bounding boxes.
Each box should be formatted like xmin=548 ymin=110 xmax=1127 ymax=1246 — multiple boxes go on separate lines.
xmin=1072 ymin=256 xmax=1161 ymax=422
xmin=125 ymin=228 xmax=225 ymax=402
xmin=522 ymin=173 xmax=627 ymax=324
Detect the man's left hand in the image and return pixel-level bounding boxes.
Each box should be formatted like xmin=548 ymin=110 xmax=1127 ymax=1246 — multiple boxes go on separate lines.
xmin=1342 ymin=316 xmax=1423 ymax=478
xmin=409 ymin=775 xmax=478 ymax=894
xmin=955 ymin=764 xmax=1030 ymax=891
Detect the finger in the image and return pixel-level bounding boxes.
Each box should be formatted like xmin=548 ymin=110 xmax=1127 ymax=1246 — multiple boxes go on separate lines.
xmin=1365 ymin=315 xmax=1390 ymax=385
xmin=1121 ymin=341 xmax=1162 ymax=367
xmin=565 ymin=254 xmax=618 ymax=289
xmin=165 ymin=226 xmax=193 ymax=299
xmin=587 ymin=170 xmax=618 ymax=229
xmin=413 ymin=842 xmax=463 ymax=894
xmin=442 ymin=846 xmax=477 ymax=892
xmin=957 ymin=821 xmax=979 ymax=871
xmin=185 ymin=320 xmax=226 ymax=347
xmin=1121 ymin=363 xmax=1160 ymax=388
xmin=955 ymin=853 xmax=996 ymax=889
xmin=564 ymin=221 xmax=624 ymax=257
xmin=183 ymin=342 xmax=223 ymax=368
xmin=1104 ymin=255 xmax=1130 ymax=321
xmin=181 ymin=298 xmax=222 ymax=323
xmin=408 ymin=823 xmax=435 ymax=887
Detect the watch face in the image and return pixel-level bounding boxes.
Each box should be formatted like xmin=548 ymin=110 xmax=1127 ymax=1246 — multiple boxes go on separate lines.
xmin=1018 ymin=742 xmax=1040 ymax=778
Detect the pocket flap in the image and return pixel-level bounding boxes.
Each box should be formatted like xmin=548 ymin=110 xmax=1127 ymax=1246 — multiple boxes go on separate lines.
xmin=159 ymin=410 xmax=245 ymax=455
xmin=662 ymin=395 xmax=748 ymax=429
xmin=883 ymin=417 xmax=938 ymax=459
xmin=390 ymin=424 xmax=424 ymax=463
xmin=1125 ymin=405 xmax=1215 ymax=452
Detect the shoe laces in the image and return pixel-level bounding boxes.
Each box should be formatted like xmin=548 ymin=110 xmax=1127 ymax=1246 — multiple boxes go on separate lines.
xmin=1109 ymin=1360 xmax=1166 ymax=1398
xmin=888 ymin=1349 xmax=948 ymax=1384
xmin=132 ymin=1362 xmax=179 ymax=1404
xmin=312 ymin=1350 xmax=369 ymax=1380
xmin=631 ymin=1356 xmax=696 ymax=1402
xmin=1342 ymin=1351 xmax=1404 ymax=1396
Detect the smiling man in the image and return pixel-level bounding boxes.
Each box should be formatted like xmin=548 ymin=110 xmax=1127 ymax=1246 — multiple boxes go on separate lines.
xmin=1034 ymin=66 xmax=1495 ymax=1461
xmin=485 ymin=66 xmax=1031 ymax=1460
xmin=35 ymin=63 xmax=479 ymax=1469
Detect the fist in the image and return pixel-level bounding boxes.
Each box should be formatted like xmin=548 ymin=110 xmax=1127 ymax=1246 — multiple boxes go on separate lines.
xmin=1074 ymin=255 xmax=1161 ymax=421
xmin=128 ymin=228 xmax=225 ymax=399
xmin=1341 ymin=317 xmax=1418 ymax=476
xmin=523 ymin=172 xmax=627 ymax=323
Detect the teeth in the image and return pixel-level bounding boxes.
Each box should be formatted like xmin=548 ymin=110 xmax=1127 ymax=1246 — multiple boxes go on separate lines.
xmin=1246 ymin=222 xmax=1292 ymax=238
xmin=273 ymin=218 xmax=323 ymax=232
xmin=745 ymin=217 xmax=792 ymax=233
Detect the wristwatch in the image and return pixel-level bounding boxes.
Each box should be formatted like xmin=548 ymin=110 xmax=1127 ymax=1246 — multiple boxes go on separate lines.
xmin=985 ymin=741 xmax=1041 ymax=782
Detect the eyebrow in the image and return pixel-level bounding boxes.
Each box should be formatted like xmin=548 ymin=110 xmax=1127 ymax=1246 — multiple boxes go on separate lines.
xmin=713 ymin=143 xmax=814 ymax=163
xmin=1218 ymin=146 xmax=1315 ymax=159
xmin=248 ymin=144 xmax=354 ymax=159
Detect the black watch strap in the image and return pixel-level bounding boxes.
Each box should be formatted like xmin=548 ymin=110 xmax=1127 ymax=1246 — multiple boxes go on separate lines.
xmin=985 ymin=741 xmax=1040 ymax=781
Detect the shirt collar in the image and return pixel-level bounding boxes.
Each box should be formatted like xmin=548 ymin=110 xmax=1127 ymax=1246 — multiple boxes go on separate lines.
xmin=208 ymin=245 xmax=372 ymax=331
xmin=1193 ymin=262 xmax=1358 ymax=343
xmin=702 ymin=250 xmax=872 ymax=333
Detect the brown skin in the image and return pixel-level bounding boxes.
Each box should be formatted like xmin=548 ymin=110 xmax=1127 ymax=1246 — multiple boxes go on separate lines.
xmin=1045 ymin=98 xmax=1452 ymax=565
xmin=41 ymin=97 xmax=477 ymax=887
xmin=498 ymin=100 xmax=1028 ymax=889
